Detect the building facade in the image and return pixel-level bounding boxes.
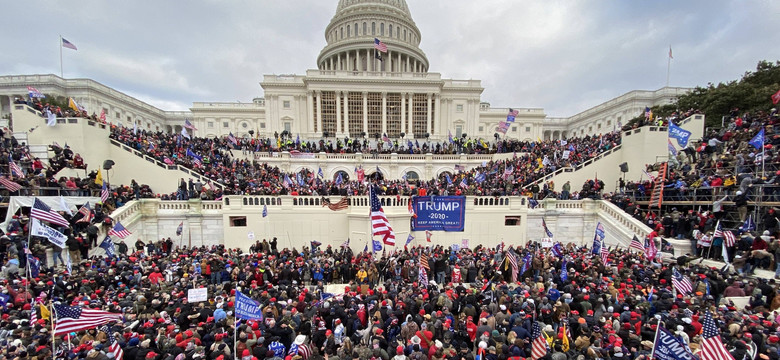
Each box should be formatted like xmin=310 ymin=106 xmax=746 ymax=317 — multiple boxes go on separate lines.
xmin=0 ymin=0 xmax=690 ymax=144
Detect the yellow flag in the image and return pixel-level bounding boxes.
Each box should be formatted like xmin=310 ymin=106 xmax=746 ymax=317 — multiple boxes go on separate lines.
xmin=40 ymin=303 xmax=51 ymax=320
xmin=68 ymin=98 xmax=81 ymax=112
xmin=561 ymin=324 xmax=570 ymax=351
xmin=95 ymin=169 xmax=103 ymax=186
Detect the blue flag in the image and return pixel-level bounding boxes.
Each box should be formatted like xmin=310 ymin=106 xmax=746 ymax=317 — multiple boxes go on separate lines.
xmin=668 ymin=123 xmax=692 ymax=148
xmin=262 ymin=205 xmax=268 ymax=218
xmin=99 ymin=236 xmax=115 ymax=258
xmin=528 ymin=198 xmax=539 ymax=209
xmin=551 ymin=243 xmax=563 ymax=258
xmin=592 ymin=222 xmax=605 ymax=255
xmin=318 ymin=167 xmax=324 ymax=178
xmin=668 ymin=139 xmax=678 ymax=156
xmin=749 ymin=128 xmax=765 ymax=149
xmin=740 ymin=215 xmax=756 ymax=232
xmin=235 ymin=290 xmax=264 ymax=321
xmin=520 ymin=253 xmax=532 ymax=274
xmin=406 ymin=233 xmax=414 ymax=247
xmin=446 ymin=174 xmax=452 ymax=185
xmin=372 ymin=238 xmax=383 ymax=252
xmin=475 ymin=172 xmax=486 ymax=183
xmin=335 ymin=173 xmax=343 ymax=185
xmin=651 ymin=325 xmax=694 ymax=360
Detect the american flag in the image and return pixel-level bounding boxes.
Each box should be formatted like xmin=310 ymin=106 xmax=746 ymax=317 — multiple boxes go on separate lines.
xmin=53 ymin=304 xmax=122 ymax=335
xmin=419 ymin=253 xmax=430 ymax=270
xmin=713 ymin=220 xmax=736 ymax=247
xmin=701 ymin=312 xmax=735 ymax=360
xmin=408 ymin=197 xmax=417 ymax=218
xmin=27 ymin=86 xmax=45 ymax=98
xmin=99 ymin=109 xmax=106 ymax=122
xmin=100 ymin=325 xmax=124 ymax=360
xmin=630 ymin=235 xmax=645 ymax=253
xmin=600 ymin=244 xmax=609 ymax=265
xmin=31 ymin=198 xmax=70 ymax=227
xmin=672 ymin=268 xmax=693 ymax=295
xmin=459 ymin=177 xmax=467 ymax=188
xmin=382 ymin=133 xmax=391 ymax=145
xmin=551 ymin=243 xmax=563 ymax=258
xmin=503 ymin=166 xmax=513 ymax=180
xmin=0 ymin=176 xmax=22 ymax=192
xmin=227 ymin=132 xmax=238 ymax=146
xmin=108 ymin=221 xmax=132 ymax=239
xmin=370 ymin=187 xmax=395 ymax=246
xmin=507 ymin=250 xmax=518 ymax=282
xmin=322 ymin=197 xmax=349 ymax=211
xmin=101 ymin=181 xmax=109 ymax=203
xmin=30 ymin=299 xmax=38 ymax=324
xmin=76 ymin=202 xmax=93 ymax=223
xmin=184 ymin=118 xmax=198 ymax=130
xmin=542 ymin=218 xmax=553 ymax=237
xmin=61 ymin=37 xmax=78 ymax=50
xmin=418 ymin=265 xmax=428 ymax=285
xmin=9 ymin=159 xmax=23 ymax=177
xmin=374 ymin=38 xmax=388 ymax=53
xmin=530 ymin=321 xmax=548 ymax=360
xmin=508 ymin=108 xmax=520 ymax=117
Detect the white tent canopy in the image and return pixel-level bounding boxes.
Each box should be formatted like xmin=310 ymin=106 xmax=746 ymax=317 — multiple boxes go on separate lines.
xmin=2 ymin=196 xmax=101 ymax=231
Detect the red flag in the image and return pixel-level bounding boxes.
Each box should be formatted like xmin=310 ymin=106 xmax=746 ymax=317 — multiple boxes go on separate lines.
xmin=772 ymin=89 xmax=780 ymax=105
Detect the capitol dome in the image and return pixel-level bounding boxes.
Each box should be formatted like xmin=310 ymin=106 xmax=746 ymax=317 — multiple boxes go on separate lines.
xmin=317 ymin=0 xmax=429 ymax=73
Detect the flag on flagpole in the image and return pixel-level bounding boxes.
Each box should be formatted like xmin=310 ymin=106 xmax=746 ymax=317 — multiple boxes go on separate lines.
xmin=99 ymin=236 xmax=116 ymax=258
xmin=701 ymin=312 xmax=735 ymax=360
xmin=672 ymin=268 xmax=693 ymax=295
xmin=100 ymin=325 xmax=124 ymax=360
xmin=61 ymin=37 xmax=78 ymax=50
xmin=262 ymin=205 xmax=268 ymax=218
xmin=418 ymin=264 xmax=428 ymax=285
xmin=374 ymin=38 xmax=388 ymax=53
xmin=0 ymin=176 xmax=22 ymax=192
xmin=630 ymin=235 xmax=645 ymax=253
xmin=108 ymin=222 xmax=131 ymax=239
xmin=53 ymin=304 xmax=122 ymax=335
xmin=773 ymin=89 xmax=780 ymax=105
xmin=370 ymin=186 xmax=395 ymax=246
xmin=317 ymin=167 xmax=324 ymax=178
xmin=184 ymin=118 xmax=198 ymax=130
xmin=668 ymin=46 xmax=673 ymax=59
xmin=95 ymin=169 xmax=104 ymax=186
xmin=76 ymin=202 xmax=93 ymax=223
xmin=405 ymin=233 xmax=414 ymax=248
xmin=30 ymin=198 xmax=70 ymax=227
xmin=101 ymin=181 xmax=109 ymax=203
xmin=27 ymin=86 xmax=46 ymax=99
xmin=506 ymin=250 xmax=518 ymax=282
xmin=9 ymin=159 xmax=23 ymax=178
xmin=542 ymin=218 xmax=553 ymax=237
xmin=530 ymin=321 xmax=548 ymax=360
xmin=408 ymin=197 xmax=417 ymax=218
xmin=176 ymin=222 xmax=184 ymax=236
xmin=419 ymin=252 xmax=430 ymax=270
xmin=749 ymin=128 xmax=765 ymax=150
xmin=551 ymin=243 xmax=563 ymax=258
xmin=425 ymin=230 xmax=432 ymax=242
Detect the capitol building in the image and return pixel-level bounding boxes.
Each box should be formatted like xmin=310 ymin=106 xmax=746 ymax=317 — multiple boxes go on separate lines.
xmin=0 ymin=0 xmax=689 ymax=144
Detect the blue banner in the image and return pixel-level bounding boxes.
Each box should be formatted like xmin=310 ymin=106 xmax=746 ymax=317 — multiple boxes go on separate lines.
xmin=235 ymin=290 xmax=264 ymax=321
xmin=652 ymin=325 xmax=694 ymax=360
xmin=668 ymin=123 xmax=692 ymax=148
xmin=411 ymin=196 xmax=465 ymax=231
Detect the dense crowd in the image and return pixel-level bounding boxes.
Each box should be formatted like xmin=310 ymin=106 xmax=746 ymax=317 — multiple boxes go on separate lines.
xmin=3 ymin=220 xmax=780 ymax=360
xmin=109 ymin=124 xmax=621 ymax=200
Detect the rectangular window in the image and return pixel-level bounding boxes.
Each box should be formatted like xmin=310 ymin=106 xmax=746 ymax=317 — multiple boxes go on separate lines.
xmin=525 ymin=126 xmax=530 ymax=132
xmin=455 ymin=125 xmax=463 ymax=138
xmin=456 ymin=104 xmax=463 ymax=112
xmin=284 ymin=123 xmax=292 ymax=132
xmin=229 ymin=216 xmax=247 ymax=227
xmin=127 ymin=116 xmax=132 ymax=122
xmin=283 ymin=100 xmax=291 ymax=109
xmin=260 ymin=123 xmax=266 ymax=129
xmin=504 ymin=216 xmax=522 ymax=226
xmin=115 ymin=112 xmax=120 ymax=119
xmin=412 ymin=93 xmax=428 ymax=138
xmin=321 ymin=91 xmax=337 ymax=134
xmin=223 ymin=121 xmax=229 ymax=128
xmin=386 ymin=93 xmax=401 ymax=137
xmin=478 ymin=126 xmax=483 ymax=133
xmin=367 ymin=92 xmax=382 ymax=136
xmin=208 ymin=122 xmax=214 ymax=129
xmin=348 ymin=92 xmax=364 ymax=135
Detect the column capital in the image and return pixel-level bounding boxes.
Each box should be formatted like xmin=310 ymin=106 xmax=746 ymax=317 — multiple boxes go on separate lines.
xmin=381 ymin=91 xmax=387 ymax=97
xmin=362 ymin=91 xmax=369 ymax=96
xmin=315 ymin=90 xmax=322 ymax=95
xmin=306 ymin=90 xmax=314 ymax=96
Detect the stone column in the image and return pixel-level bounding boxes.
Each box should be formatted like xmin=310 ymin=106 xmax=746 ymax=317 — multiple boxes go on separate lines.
xmin=344 ymin=91 xmax=350 ymax=137
xmin=408 ymin=93 xmax=414 ymax=135
xmin=426 ymin=93 xmax=432 ymax=135
xmin=315 ymin=91 xmax=322 ymax=134
xmin=329 ymin=57 xmax=333 ymax=71
xmin=381 ymin=92 xmax=387 ymax=135
xmin=400 ymin=93 xmax=406 ymax=135
xmin=337 ymin=53 xmax=342 ymax=70
xmin=346 ymin=51 xmax=350 ymax=71
xmin=387 ymin=50 xmax=391 ymax=72
xmin=434 ymin=93 xmax=440 ymax=136
xmin=307 ymin=91 xmax=314 ymax=133
xmin=362 ymin=92 xmax=368 ymax=135
xmin=406 ymin=56 xmax=410 ymax=73
xmin=336 ymin=91 xmax=342 ymax=134
xmin=397 ymin=52 xmax=401 ymax=72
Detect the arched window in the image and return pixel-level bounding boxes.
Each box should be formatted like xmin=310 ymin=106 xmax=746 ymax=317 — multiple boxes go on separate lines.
xmin=389 ymin=24 xmax=393 ymax=38
xmin=340 ymin=27 xmax=343 ymax=39
xmin=404 ymin=171 xmax=419 ymax=181
xmin=403 ymin=29 xmax=407 ymax=41
xmin=355 ymin=23 xmax=358 ymax=35
xmin=363 ymin=22 xmax=367 ymax=34
xmin=372 ymin=22 xmax=376 ymax=35
xmin=380 ymin=23 xmax=384 ymax=36
xmin=347 ymin=25 xmax=350 ymax=37
xmin=334 ymin=170 xmax=350 ymax=182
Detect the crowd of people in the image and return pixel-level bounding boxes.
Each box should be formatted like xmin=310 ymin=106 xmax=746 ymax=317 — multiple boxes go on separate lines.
xmin=3 ymin=222 xmax=780 ymax=360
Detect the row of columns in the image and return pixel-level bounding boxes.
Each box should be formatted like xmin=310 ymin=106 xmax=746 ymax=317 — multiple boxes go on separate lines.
xmin=321 ymin=49 xmax=426 ymax=73
xmin=308 ymin=91 xmax=439 ymax=137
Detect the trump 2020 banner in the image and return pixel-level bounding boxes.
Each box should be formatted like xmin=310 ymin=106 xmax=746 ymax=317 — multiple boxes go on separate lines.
xmin=411 ymin=196 xmax=465 ymax=232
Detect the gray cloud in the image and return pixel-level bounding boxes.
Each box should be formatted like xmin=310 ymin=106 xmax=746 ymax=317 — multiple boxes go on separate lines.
xmin=2 ymin=0 xmax=779 ymax=117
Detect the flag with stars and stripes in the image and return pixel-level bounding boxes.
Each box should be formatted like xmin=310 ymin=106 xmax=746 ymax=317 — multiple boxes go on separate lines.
xmin=100 ymin=181 xmax=109 ymax=203
xmin=419 ymin=252 xmax=430 ymax=270
xmin=0 ymin=176 xmax=22 ymax=192
xmin=700 ymin=312 xmax=735 ymax=360
xmin=370 ymin=186 xmax=395 ymax=246
xmin=418 ymin=265 xmax=428 ymax=285
xmin=600 ymin=244 xmax=609 ymax=265
xmin=713 ymin=220 xmax=736 ymax=248
xmin=100 ymin=325 xmax=124 ymax=360
xmin=53 ymin=304 xmax=122 ymax=335
xmin=630 ymin=235 xmax=645 ymax=253
xmin=672 ymin=268 xmax=693 ymax=295
xmin=551 ymin=243 xmax=563 ymax=258
xmin=506 ymin=250 xmax=518 ymax=282
xmin=9 ymin=159 xmax=23 ymax=177
xmin=542 ymin=218 xmax=553 ymax=237
xmin=530 ymin=321 xmax=548 ymax=360
xmin=30 ymin=198 xmax=70 ymax=227
xmin=108 ymin=221 xmax=131 ymax=239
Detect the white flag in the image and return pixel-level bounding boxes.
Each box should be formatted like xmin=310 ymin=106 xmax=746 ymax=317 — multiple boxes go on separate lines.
xmin=59 ymin=196 xmax=73 ymax=216
xmin=46 ymin=109 xmax=57 ymax=127
xmin=30 ymin=218 xmax=68 ymax=248
xmin=181 ymin=127 xmax=191 ymax=139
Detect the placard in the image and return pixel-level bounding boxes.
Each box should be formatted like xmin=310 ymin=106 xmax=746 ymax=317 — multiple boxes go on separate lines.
xmin=248 ymin=232 xmax=255 ymax=241
xmin=541 ymin=238 xmax=554 ymax=248
xmin=411 ymin=196 xmax=466 ymax=232
xmin=461 ymin=239 xmax=469 ymax=249
xmin=188 ymin=288 xmax=208 ymax=303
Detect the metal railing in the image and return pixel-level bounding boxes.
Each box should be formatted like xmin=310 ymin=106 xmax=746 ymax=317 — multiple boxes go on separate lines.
xmin=626 ymin=184 xmax=780 ymax=204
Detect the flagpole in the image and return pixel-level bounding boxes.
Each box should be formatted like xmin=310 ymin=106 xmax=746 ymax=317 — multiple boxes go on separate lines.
xmin=666 ymin=46 xmax=671 ymax=87
xmin=51 ymin=301 xmax=58 ymax=353
xmin=59 ymin=35 xmax=63 ymax=78
xmin=650 ymin=317 xmax=662 ymax=359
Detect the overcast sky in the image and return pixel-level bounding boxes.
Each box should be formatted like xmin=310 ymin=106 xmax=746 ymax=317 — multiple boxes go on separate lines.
xmin=3 ymin=1 xmax=779 ymax=117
